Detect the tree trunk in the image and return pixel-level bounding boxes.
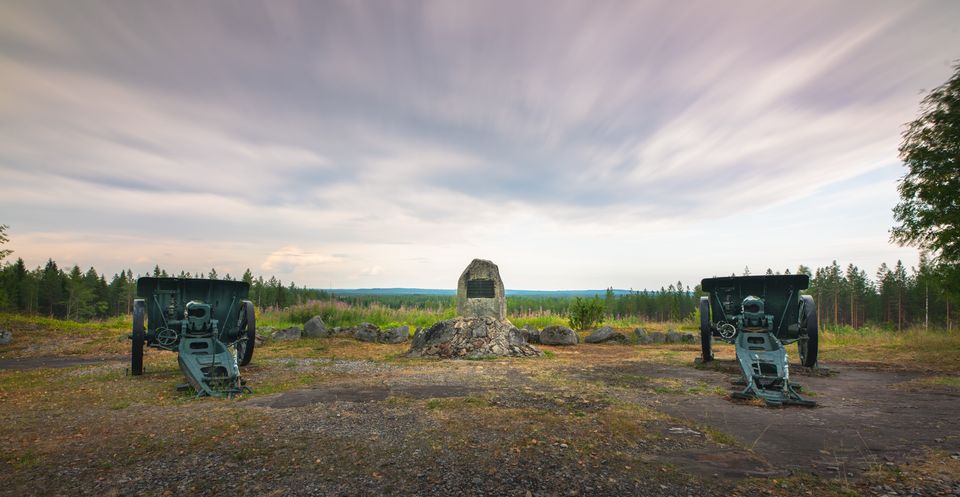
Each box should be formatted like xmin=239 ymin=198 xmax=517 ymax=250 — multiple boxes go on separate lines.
xmin=850 ymin=293 xmax=855 ymax=328
xmin=817 ymin=289 xmax=822 ymax=330
xmin=897 ymin=290 xmax=903 ymax=332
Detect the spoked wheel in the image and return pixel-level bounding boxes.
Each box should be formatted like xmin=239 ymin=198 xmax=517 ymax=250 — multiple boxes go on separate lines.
xmin=131 ymin=299 xmax=145 ymax=376
xmin=699 ymin=297 xmax=713 ymax=362
xmin=235 ymin=300 xmax=256 ymax=367
xmin=799 ymin=295 xmax=819 ymax=368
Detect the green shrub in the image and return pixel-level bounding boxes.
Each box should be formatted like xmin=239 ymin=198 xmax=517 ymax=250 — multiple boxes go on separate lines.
xmin=568 ymin=297 xmax=605 ymax=330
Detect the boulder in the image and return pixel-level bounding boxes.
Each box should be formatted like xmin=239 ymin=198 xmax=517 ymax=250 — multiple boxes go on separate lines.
xmin=0 ymin=329 xmax=11 ymax=345
xmin=666 ymin=330 xmax=682 ymax=344
xmin=680 ymin=333 xmax=696 ymax=344
xmin=648 ymin=331 xmax=666 ymax=344
xmin=406 ymin=317 xmax=542 ymax=359
xmin=521 ymin=324 xmax=541 ymax=344
xmin=633 ymin=328 xmax=651 ymax=345
xmin=353 ymin=323 xmax=381 ymax=343
xmin=381 ymin=326 xmax=409 ymax=344
xmin=303 ymin=316 xmax=330 ymax=338
xmin=585 ymin=326 xmax=627 ymax=344
xmin=540 ymin=325 xmax=579 ymax=346
xmin=272 ymin=327 xmax=302 ymax=340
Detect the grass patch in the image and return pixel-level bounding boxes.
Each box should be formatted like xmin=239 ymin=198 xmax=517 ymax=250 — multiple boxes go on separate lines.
xmin=894 ymin=375 xmax=960 ymax=390
xmin=0 ymin=313 xmax=130 ymax=358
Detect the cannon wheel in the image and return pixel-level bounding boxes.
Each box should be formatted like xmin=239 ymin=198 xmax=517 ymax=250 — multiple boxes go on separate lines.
xmin=131 ymin=299 xmax=145 ymax=376
xmin=799 ymin=295 xmax=819 ymax=367
xmin=236 ymin=300 xmax=256 ymax=367
xmin=699 ymin=297 xmax=713 ymax=361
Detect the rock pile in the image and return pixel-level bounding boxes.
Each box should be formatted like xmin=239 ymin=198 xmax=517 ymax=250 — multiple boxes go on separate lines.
xmin=407 ymin=317 xmax=542 ymax=358
xmin=585 ymin=326 xmax=627 ymax=344
xmin=633 ymin=328 xmax=695 ymax=344
xmin=349 ymin=323 xmax=409 ymax=344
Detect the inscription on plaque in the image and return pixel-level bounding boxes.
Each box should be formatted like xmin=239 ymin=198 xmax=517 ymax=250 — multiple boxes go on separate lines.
xmin=466 ymin=279 xmax=495 ymax=298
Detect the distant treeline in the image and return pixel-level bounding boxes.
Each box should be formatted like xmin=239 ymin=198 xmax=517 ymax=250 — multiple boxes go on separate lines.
xmin=0 ymin=259 xmax=330 ymax=320
xmin=338 ymin=259 xmax=957 ymax=331
xmin=0 ymin=256 xmax=954 ymax=330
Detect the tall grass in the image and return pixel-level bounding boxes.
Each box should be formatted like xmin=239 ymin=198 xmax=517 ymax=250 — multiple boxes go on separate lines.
xmin=260 ymin=300 xmax=457 ymax=330
xmin=0 ymin=312 xmax=130 ymax=332
xmin=819 ymin=324 xmax=960 ymax=371
xmin=260 ymin=300 xmax=700 ymax=332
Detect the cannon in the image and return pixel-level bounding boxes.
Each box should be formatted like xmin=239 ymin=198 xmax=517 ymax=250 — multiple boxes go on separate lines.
xmin=699 ymin=275 xmax=818 ymax=406
xmin=130 ymin=277 xmax=256 ymax=398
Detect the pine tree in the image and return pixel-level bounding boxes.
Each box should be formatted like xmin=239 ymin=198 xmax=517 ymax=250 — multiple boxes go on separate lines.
xmin=38 ymin=259 xmax=63 ymax=317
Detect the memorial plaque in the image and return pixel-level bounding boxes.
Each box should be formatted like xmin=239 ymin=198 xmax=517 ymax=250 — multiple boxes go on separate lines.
xmin=466 ymin=279 xmax=495 ymax=298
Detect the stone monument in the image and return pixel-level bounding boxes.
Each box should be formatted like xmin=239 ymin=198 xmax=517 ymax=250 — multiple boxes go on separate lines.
xmin=407 ymin=258 xmax=541 ymax=358
xmin=456 ymin=258 xmax=506 ymax=320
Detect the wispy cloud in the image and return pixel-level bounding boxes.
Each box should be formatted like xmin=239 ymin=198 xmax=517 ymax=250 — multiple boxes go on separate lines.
xmin=0 ymin=0 xmax=957 ymax=288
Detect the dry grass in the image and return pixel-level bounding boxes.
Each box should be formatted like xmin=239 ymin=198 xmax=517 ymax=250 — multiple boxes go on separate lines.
xmin=256 ymin=336 xmax=407 ymax=362
xmin=0 ymin=313 xmax=130 ymax=358
xmin=819 ymin=326 xmax=960 ymax=372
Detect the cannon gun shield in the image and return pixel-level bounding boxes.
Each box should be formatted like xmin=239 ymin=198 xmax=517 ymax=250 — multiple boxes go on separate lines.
xmin=129 ymin=277 xmax=256 ymax=398
xmin=699 ymin=274 xmax=818 ymax=406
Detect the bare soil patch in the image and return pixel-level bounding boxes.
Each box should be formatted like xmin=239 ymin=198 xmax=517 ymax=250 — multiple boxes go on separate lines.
xmin=244 ymin=383 xmax=480 ymax=408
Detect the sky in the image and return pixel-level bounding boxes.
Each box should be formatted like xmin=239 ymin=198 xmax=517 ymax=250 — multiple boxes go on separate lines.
xmin=1 ymin=1 xmax=958 ymax=290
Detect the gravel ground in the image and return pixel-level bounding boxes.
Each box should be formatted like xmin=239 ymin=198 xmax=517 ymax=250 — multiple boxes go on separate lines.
xmin=2 ymin=347 xmax=959 ymax=497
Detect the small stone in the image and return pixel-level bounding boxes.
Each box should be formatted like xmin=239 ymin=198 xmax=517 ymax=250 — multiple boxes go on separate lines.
xmin=303 ymin=316 xmax=330 ymax=338
xmin=353 ymin=323 xmax=381 ymax=343
xmin=540 ymin=325 xmax=579 ymax=345
xmin=521 ymin=324 xmax=541 ymax=344
xmin=271 ymin=327 xmax=301 ymax=340
xmin=381 ymin=326 xmax=409 ymax=344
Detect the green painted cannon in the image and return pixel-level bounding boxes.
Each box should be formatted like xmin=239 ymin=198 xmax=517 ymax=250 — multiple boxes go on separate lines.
xmin=130 ymin=277 xmax=256 ymax=398
xmin=699 ymin=275 xmax=818 ymax=406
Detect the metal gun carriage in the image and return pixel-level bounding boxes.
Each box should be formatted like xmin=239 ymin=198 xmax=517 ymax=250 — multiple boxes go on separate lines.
xmin=699 ymin=275 xmax=818 ymax=406
xmin=130 ymin=277 xmax=256 ymax=398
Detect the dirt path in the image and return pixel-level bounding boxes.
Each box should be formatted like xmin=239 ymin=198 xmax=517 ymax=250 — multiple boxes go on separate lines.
xmin=242 ymin=355 xmax=960 ymax=481
xmin=570 ymin=358 xmax=960 ymax=478
xmin=655 ymin=362 xmax=960 ymax=477
xmin=0 ymin=355 xmax=125 ymax=370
